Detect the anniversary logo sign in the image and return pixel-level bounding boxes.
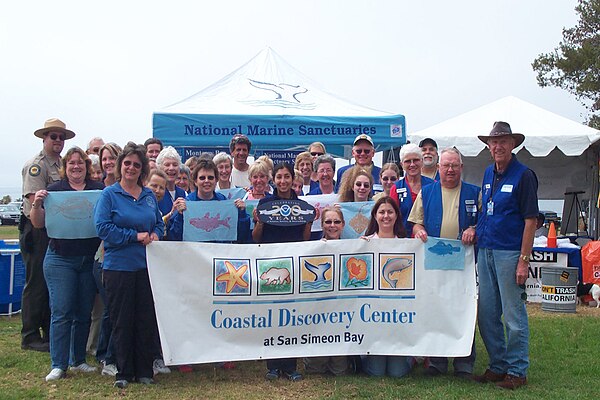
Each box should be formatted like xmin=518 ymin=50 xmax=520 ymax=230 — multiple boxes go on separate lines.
xmin=146 ymin=238 xmax=476 ymax=366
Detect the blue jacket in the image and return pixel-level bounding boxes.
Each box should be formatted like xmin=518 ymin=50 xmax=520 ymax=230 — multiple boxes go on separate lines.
xmin=159 ymin=185 xmax=186 ymax=241
xmin=335 ymin=163 xmax=383 ymax=194
xmin=169 ymin=191 xmax=250 ymax=243
xmin=421 ymin=181 xmax=480 ymax=238
xmin=477 ymin=156 xmax=539 ymax=251
xmin=392 ymin=175 xmax=435 ymax=237
xmin=95 ymin=182 xmax=164 ymax=271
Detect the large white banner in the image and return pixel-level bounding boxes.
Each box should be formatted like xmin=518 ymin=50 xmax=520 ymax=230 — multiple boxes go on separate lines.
xmin=146 ymin=238 xmax=476 ymax=366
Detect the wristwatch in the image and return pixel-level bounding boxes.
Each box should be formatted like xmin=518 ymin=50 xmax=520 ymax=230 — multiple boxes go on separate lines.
xmin=520 ymin=254 xmax=530 ymax=263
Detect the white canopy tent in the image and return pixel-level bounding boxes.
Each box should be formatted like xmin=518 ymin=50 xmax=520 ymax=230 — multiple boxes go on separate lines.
xmin=408 ymin=96 xmax=600 ymax=238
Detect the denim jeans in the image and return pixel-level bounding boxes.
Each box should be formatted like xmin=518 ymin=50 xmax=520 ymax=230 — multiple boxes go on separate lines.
xmin=428 ymin=338 xmax=476 ymax=374
xmin=362 ymin=355 xmax=412 ymax=378
xmin=92 ymin=260 xmax=115 ymax=365
xmin=43 ymin=248 xmax=96 ymax=370
xmin=477 ymin=248 xmax=529 ymax=377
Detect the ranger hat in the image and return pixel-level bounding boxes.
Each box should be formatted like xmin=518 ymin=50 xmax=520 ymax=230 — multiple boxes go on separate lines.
xmin=34 ymin=118 xmax=76 ymax=140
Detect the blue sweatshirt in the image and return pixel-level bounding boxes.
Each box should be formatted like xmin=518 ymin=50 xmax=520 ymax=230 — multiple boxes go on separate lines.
xmin=94 ymin=182 xmax=164 ymax=271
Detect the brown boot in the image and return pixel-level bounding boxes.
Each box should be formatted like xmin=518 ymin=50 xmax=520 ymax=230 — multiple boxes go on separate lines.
xmin=495 ymin=374 xmax=527 ymax=389
xmin=472 ymin=369 xmax=506 ymax=383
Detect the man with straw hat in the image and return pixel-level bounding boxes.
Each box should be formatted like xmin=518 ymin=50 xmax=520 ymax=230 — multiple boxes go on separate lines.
xmin=19 ymin=118 xmax=75 ymax=352
xmin=472 ymin=121 xmax=538 ymax=390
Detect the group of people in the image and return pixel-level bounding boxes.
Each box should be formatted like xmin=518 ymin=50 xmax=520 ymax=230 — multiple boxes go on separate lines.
xmin=19 ymin=117 xmax=537 ymax=390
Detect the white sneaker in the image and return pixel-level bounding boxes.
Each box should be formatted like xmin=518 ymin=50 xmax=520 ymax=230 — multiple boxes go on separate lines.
xmin=69 ymin=363 xmax=98 ymax=373
xmin=153 ymin=359 xmax=171 ymax=374
xmin=45 ymin=368 xmax=66 ymax=382
xmin=101 ymin=362 xmax=118 ymax=376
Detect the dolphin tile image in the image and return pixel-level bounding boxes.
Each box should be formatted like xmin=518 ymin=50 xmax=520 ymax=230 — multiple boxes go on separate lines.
xmin=379 ymin=254 xmax=415 ymax=290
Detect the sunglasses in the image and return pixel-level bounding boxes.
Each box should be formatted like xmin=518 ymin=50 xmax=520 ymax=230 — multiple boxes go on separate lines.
xmin=311 ymin=152 xmax=324 ymax=157
xmin=323 ymin=220 xmax=343 ymax=225
xmin=382 ymin=176 xmax=398 ymax=182
xmin=354 ymin=149 xmax=371 ymax=155
xmin=47 ymin=133 xmax=66 ymax=141
xmin=355 ymin=182 xmax=371 ymax=188
xmin=197 ymin=175 xmax=215 ymax=181
xmin=123 ymin=160 xmax=142 ymax=169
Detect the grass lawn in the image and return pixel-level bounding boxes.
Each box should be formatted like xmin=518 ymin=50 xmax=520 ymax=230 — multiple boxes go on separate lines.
xmin=0 ymin=225 xmax=18 ymax=240
xmin=0 ymin=304 xmax=599 ymax=399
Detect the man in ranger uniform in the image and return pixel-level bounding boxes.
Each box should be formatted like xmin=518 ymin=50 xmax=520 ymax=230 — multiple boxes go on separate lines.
xmin=19 ymin=118 xmax=75 ymax=352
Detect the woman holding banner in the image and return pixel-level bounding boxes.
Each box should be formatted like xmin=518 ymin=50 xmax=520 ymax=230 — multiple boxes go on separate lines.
xmin=252 ymin=162 xmax=312 ymax=381
xmin=94 ymin=142 xmax=164 ymax=388
xmin=361 ymin=197 xmax=412 ymax=378
xmin=168 ymin=158 xmax=250 ymax=243
xmin=30 ymin=147 xmax=104 ymax=381
xmin=303 ymin=206 xmax=350 ymax=375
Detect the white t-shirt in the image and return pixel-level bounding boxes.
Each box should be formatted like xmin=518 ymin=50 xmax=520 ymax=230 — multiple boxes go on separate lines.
xmin=230 ymin=166 xmax=250 ymax=188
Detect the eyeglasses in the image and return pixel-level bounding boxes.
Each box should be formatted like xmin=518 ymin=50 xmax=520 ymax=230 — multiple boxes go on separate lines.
xmin=323 ymin=220 xmax=343 ymax=225
xmin=382 ymin=176 xmax=398 ymax=182
xmin=355 ymin=182 xmax=371 ymax=188
xmin=440 ymin=163 xmax=461 ymax=170
xmin=354 ymin=149 xmax=371 ymax=155
xmin=402 ymin=158 xmax=421 ymax=165
xmin=47 ymin=133 xmax=66 ymax=141
xmin=317 ymin=168 xmax=333 ymax=174
xmin=197 ymin=175 xmax=215 ymax=181
xmin=123 ymin=160 xmax=142 ymax=169
xmin=311 ymin=152 xmax=324 ymax=157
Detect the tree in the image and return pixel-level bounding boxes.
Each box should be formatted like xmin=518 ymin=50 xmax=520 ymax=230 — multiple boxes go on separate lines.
xmin=532 ymin=0 xmax=600 ymax=129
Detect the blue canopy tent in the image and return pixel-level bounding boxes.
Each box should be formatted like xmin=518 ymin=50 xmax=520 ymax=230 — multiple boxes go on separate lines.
xmin=153 ymin=48 xmax=406 ymax=160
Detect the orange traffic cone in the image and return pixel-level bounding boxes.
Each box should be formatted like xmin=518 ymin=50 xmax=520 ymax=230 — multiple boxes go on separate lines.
xmin=547 ymin=221 xmax=557 ymax=248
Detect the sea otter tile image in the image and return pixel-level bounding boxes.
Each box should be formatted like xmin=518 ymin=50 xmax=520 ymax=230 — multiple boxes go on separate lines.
xmin=299 ymin=255 xmax=335 ymax=293
xmin=378 ymin=254 xmax=415 ymax=290
xmin=339 ymin=253 xmax=374 ymax=291
xmin=213 ymin=259 xmax=251 ymax=296
xmin=257 ymin=257 xmax=294 ymax=295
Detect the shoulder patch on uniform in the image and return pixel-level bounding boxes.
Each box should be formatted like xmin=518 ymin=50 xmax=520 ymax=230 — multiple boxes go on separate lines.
xmin=29 ymin=164 xmax=41 ymax=176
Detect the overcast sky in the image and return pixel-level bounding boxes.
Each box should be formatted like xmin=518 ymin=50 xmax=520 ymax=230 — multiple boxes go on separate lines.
xmin=0 ymin=0 xmax=584 ymax=193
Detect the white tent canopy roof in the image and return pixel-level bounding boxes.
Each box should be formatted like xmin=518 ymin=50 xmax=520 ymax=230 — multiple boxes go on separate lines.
xmin=160 ymin=47 xmax=391 ymax=117
xmin=409 ymin=96 xmax=600 ymax=157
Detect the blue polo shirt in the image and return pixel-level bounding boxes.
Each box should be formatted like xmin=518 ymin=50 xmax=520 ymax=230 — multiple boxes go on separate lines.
xmin=95 ymin=182 xmax=164 ymax=271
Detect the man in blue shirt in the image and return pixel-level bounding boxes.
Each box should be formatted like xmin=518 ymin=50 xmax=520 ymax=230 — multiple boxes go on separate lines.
xmin=409 ymin=147 xmax=480 ymax=379
xmin=473 ymin=122 xmax=538 ymax=390
xmin=335 ymin=134 xmax=382 ymax=194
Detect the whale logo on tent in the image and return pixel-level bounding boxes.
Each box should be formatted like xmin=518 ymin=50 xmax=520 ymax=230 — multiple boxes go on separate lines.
xmin=243 ymin=79 xmax=316 ymax=110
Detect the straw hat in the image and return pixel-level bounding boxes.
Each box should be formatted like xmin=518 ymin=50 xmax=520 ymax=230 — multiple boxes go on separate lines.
xmin=33 ymin=118 xmax=76 ymax=140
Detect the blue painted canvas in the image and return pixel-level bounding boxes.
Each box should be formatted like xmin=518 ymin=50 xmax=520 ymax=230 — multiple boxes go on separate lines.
xmin=245 ymin=200 xmax=259 ymax=229
xmin=183 ymin=200 xmax=239 ymax=242
xmin=216 ymin=187 xmax=246 ymax=200
xmin=424 ymin=237 xmax=465 ymax=270
xmin=45 ymin=190 xmax=102 ymax=239
xmin=339 ymin=201 xmax=374 ymax=239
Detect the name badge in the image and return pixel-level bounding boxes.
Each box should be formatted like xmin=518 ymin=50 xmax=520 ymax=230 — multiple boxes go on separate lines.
xmin=501 ymin=184 xmax=513 ymax=193
xmin=487 ymin=200 xmax=494 ymax=216
xmin=372 ymin=183 xmax=384 ymax=193
xmin=397 ymin=187 xmax=407 ymax=200
xmin=465 ymin=199 xmax=475 ymax=205
xmin=466 ymin=204 xmax=477 ymax=213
